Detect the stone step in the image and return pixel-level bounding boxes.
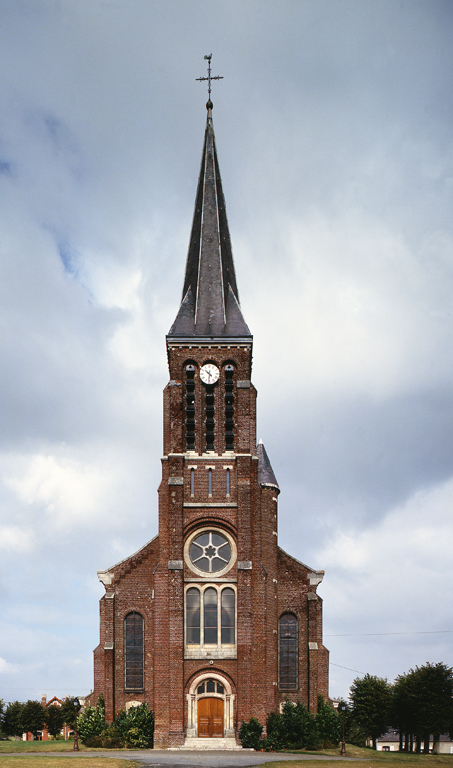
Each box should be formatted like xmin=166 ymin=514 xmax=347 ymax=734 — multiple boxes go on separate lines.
xmin=173 ymin=736 xmax=243 ymax=750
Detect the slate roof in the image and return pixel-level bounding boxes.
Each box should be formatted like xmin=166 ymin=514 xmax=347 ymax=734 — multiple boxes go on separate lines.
xmin=167 ymin=108 xmax=251 ymax=341
xmin=256 ymin=439 xmax=280 ymax=492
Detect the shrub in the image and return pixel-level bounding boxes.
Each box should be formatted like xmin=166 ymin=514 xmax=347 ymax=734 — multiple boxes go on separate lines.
xmin=77 ymin=695 xmax=105 ymax=744
xmin=316 ymin=695 xmax=340 ymax=748
xmin=84 ymin=724 xmax=124 ymax=748
xmin=79 ymin=699 xmax=154 ymax=749
xmin=239 ymin=717 xmax=263 ymax=749
xmin=263 ymin=699 xmax=320 ymax=751
xmin=264 ymin=710 xmax=285 ymax=751
xmin=284 ymin=699 xmax=319 ymax=750
xmin=114 ymin=703 xmax=154 ymax=748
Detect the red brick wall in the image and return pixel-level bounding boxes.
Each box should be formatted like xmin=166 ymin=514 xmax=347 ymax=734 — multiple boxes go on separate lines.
xmin=92 ymin=339 xmax=329 ymax=741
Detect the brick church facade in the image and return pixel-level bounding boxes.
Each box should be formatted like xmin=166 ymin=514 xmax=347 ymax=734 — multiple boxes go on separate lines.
xmin=92 ymin=101 xmax=329 ymax=748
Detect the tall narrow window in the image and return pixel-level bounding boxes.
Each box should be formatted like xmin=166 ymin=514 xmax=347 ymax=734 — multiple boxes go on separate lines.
xmin=226 ymin=468 xmax=230 ymax=495
xmin=208 ymin=468 xmax=212 ymax=496
xmin=204 ymin=588 xmax=218 ymax=644
xmin=185 ymin=585 xmax=236 ymax=653
xmin=279 ymin=613 xmax=298 ymax=690
xmin=190 ymin=468 xmax=195 ymax=496
xmin=221 ymin=588 xmax=235 ymax=644
xmin=186 ymin=588 xmax=200 ymax=644
xmin=124 ymin=612 xmax=144 ymax=690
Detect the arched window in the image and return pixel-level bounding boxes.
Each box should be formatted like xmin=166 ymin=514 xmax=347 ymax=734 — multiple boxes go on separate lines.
xmin=185 ymin=586 xmax=236 ymax=653
xmin=221 ymin=588 xmax=235 ymax=644
xmin=197 ymin=679 xmax=224 ymax=695
xmin=186 ymin=588 xmax=200 ymax=644
xmin=204 ymin=588 xmax=218 ymax=644
xmin=279 ymin=613 xmax=298 ymax=690
xmin=124 ymin=612 xmax=144 ymax=690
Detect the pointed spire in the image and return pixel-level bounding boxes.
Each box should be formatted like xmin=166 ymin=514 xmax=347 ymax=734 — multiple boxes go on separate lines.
xmin=167 ymin=109 xmax=251 ymax=341
xmin=256 ymin=440 xmax=280 ymax=493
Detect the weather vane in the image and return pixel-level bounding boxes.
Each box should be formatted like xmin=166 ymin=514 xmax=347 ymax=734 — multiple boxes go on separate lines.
xmin=196 ymin=54 xmax=223 ymax=103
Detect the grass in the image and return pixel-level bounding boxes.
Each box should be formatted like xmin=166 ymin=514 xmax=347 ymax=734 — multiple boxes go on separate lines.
xmin=264 ymin=764 xmax=453 ymax=768
xmin=0 ymin=740 xmax=87 ymax=753
xmin=263 ymin=762 xmax=453 ymax=768
xmin=0 ymin=743 xmax=138 ymax=768
xmin=2 ymin=742 xmax=453 ymax=768
xmin=0 ymin=760 xmax=136 ymax=768
xmin=261 ymin=745 xmax=453 ymax=768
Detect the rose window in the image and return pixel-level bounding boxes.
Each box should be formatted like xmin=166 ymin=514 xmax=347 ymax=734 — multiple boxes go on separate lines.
xmin=189 ymin=531 xmax=231 ymax=573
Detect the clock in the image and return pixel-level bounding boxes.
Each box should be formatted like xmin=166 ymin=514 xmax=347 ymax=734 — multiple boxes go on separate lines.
xmin=200 ymin=363 xmax=220 ymax=385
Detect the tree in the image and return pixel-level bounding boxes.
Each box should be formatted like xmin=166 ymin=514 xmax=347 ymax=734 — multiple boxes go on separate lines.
xmin=350 ymin=674 xmax=392 ymax=749
xmin=3 ymin=701 xmax=24 ymax=739
xmin=0 ymin=699 xmax=6 ymax=739
xmin=77 ymin=695 xmax=105 ymax=744
xmin=392 ymin=663 xmax=453 ymax=753
xmin=316 ymin=695 xmax=340 ymax=747
xmin=391 ymin=672 xmax=414 ymax=751
xmin=59 ymin=697 xmax=79 ymax=730
xmin=21 ymin=700 xmax=45 ymax=739
xmin=415 ymin=663 xmax=453 ymax=753
xmin=44 ymin=704 xmax=65 ymax=738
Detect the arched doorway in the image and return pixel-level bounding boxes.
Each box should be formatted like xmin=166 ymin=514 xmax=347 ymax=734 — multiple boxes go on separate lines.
xmin=198 ymin=697 xmax=224 ymax=737
xmin=186 ymin=673 xmax=235 ymax=738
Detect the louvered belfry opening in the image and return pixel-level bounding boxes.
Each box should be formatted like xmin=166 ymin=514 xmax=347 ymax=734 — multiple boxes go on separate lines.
xmin=185 ymin=365 xmax=196 ymax=450
xmin=224 ymin=364 xmax=234 ymax=449
xmin=205 ymin=385 xmax=215 ymax=451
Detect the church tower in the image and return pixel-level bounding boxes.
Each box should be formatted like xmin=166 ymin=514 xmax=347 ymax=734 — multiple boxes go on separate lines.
xmin=93 ymin=93 xmax=329 ymax=749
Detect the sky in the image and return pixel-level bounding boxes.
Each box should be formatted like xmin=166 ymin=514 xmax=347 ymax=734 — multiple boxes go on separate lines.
xmin=0 ymin=0 xmax=452 ymax=708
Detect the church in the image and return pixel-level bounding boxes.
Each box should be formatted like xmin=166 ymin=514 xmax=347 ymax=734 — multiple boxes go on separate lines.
xmin=92 ymin=87 xmax=329 ymax=749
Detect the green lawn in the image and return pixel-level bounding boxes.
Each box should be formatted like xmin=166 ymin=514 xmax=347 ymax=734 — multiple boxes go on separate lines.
xmin=263 ymin=745 xmax=453 ymax=768
xmin=0 ymin=759 xmax=135 ymax=768
xmin=2 ymin=741 xmax=453 ymax=768
xmin=0 ymin=740 xmax=89 ymax=753
xmin=265 ymin=761 xmax=453 ymax=768
xmin=0 ymin=742 xmax=137 ymax=768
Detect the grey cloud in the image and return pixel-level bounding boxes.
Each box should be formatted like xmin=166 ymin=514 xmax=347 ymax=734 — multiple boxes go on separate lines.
xmin=0 ymin=0 xmax=452 ymax=703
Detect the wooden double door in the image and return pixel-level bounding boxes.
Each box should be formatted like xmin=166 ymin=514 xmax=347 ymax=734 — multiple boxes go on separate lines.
xmin=198 ymin=697 xmax=224 ymax=737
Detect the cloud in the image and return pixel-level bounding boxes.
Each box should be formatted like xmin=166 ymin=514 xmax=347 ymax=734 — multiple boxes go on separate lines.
xmin=0 ymin=0 xmax=452 ymax=704
xmin=4 ymin=454 xmax=113 ymax=528
xmin=321 ymin=476 xmax=453 ymax=585
xmin=319 ymin=476 xmax=453 ymax=695
xmin=0 ymin=657 xmax=19 ymax=674
xmin=0 ymin=527 xmax=33 ymax=553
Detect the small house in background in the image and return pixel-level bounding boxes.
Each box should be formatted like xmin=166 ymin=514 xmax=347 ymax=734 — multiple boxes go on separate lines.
xmin=376 ymin=731 xmax=453 ymax=754
xmin=23 ymin=694 xmax=73 ymax=741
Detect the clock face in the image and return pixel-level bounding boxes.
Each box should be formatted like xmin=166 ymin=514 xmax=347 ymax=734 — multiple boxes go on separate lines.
xmin=200 ymin=363 xmax=220 ymax=385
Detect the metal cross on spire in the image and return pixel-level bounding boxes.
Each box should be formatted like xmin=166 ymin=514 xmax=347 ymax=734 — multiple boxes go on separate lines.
xmin=196 ymin=54 xmax=223 ymax=103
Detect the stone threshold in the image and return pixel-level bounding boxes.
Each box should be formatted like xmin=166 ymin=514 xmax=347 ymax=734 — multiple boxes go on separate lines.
xmin=169 ymin=736 xmax=244 ymax=750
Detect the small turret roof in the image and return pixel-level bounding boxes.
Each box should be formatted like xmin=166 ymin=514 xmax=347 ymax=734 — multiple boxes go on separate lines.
xmin=167 ymin=109 xmax=251 ymax=341
xmin=257 ymin=439 xmax=280 ymax=492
